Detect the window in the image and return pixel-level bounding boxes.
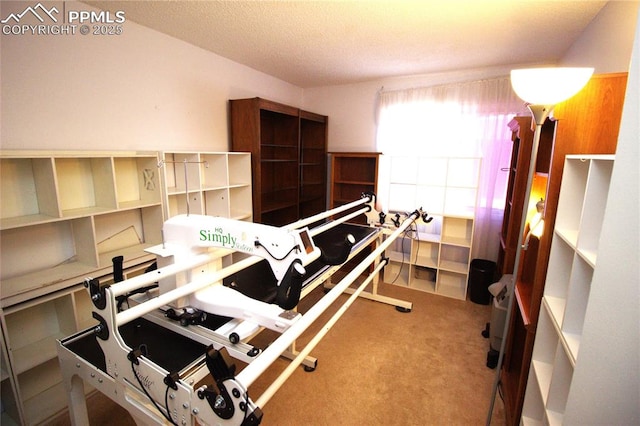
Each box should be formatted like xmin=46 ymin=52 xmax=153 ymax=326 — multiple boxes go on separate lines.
xmin=376 ymin=77 xmax=527 ymax=260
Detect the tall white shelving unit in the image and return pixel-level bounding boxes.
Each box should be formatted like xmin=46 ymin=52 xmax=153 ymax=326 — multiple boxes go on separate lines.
xmin=0 ymin=150 xmax=253 ymax=425
xmin=0 ymin=151 xmax=164 ymax=425
xmin=158 ymin=151 xmax=253 ymax=221
xmin=380 ymin=156 xmax=481 ymax=300
xmin=521 ymin=155 xmax=615 ymax=425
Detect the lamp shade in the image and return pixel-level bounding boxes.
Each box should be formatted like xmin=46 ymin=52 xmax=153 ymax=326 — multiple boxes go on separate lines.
xmin=510 ymin=67 xmax=594 ymax=105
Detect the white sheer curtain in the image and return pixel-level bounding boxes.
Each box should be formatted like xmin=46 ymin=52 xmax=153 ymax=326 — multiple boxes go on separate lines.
xmin=376 ymin=77 xmax=528 ymax=261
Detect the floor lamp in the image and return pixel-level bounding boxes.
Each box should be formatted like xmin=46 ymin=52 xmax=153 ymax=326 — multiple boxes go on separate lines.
xmin=486 ymin=67 xmax=594 ymax=425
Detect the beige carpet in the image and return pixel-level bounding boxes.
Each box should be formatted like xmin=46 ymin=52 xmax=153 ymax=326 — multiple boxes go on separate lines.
xmin=248 ymin=282 xmax=505 ymax=425
xmin=49 ymin=281 xmax=506 ymax=425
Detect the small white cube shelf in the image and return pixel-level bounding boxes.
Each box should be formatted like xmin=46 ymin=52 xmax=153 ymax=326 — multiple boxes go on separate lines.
xmin=159 ymin=151 xmax=252 ymax=221
xmin=381 ymin=156 xmax=480 ymax=300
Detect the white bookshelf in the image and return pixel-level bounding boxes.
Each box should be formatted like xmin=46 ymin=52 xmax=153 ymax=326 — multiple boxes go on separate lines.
xmin=159 ymin=151 xmax=252 ymax=221
xmin=381 ymin=157 xmax=480 ymax=300
xmin=0 ymin=149 xmax=254 ymax=424
xmin=521 ymin=155 xmax=614 ymax=425
xmin=0 ymin=151 xmax=164 ymax=306
xmin=0 ymin=150 xmax=166 ymax=425
xmin=1 ymin=333 xmax=21 ymax=425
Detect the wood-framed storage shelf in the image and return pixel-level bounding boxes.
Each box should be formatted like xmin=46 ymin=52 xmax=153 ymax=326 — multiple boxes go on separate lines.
xmin=498 ymin=117 xmax=555 ymax=276
xmin=300 ymin=111 xmax=328 ymax=219
xmin=329 ymin=152 xmax=380 ymax=225
xmin=230 ymin=97 xmax=327 ymax=226
xmin=330 ymin=153 xmax=379 ymax=205
xmin=521 ymin=155 xmax=614 ymax=425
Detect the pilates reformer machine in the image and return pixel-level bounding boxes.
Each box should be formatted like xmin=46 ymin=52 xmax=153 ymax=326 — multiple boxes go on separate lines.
xmin=57 ymin=194 xmax=433 ymax=425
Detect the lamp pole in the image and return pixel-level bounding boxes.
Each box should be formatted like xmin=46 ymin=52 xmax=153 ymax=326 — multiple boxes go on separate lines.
xmin=486 ymin=104 xmax=552 ymax=425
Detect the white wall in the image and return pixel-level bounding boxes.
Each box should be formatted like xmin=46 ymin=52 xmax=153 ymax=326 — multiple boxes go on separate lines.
xmin=1 ymin=1 xmax=637 ymax=155
xmin=303 ymin=1 xmax=639 ymax=153
xmin=0 ymin=1 xmax=303 ymax=152
xmin=561 ymin=0 xmax=639 ymax=72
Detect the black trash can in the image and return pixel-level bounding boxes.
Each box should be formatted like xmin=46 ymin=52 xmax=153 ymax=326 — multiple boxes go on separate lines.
xmin=468 ymin=259 xmax=496 ymax=305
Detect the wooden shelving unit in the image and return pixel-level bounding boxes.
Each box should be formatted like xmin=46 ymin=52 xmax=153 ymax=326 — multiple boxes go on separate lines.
xmin=380 ymin=156 xmax=481 ymax=300
xmin=230 ymin=98 xmax=327 ymax=226
xmin=300 ymin=111 xmax=328 ymax=219
xmin=521 ymin=155 xmax=614 ymax=425
xmin=498 ymin=116 xmax=555 ymax=276
xmin=329 ymin=152 xmax=380 ymax=224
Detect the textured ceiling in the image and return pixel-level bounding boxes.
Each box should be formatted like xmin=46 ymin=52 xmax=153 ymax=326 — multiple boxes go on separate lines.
xmin=86 ymin=1 xmax=607 ymax=88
